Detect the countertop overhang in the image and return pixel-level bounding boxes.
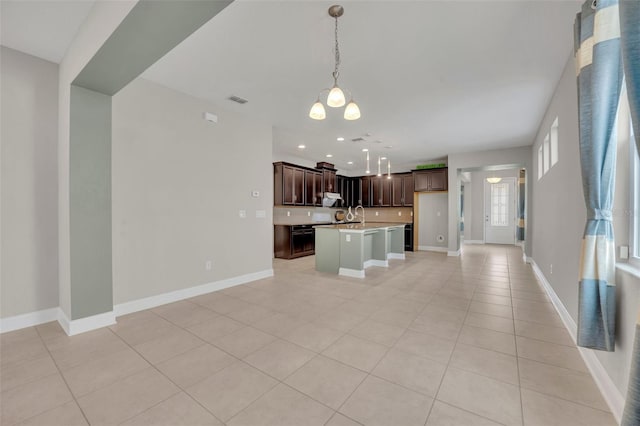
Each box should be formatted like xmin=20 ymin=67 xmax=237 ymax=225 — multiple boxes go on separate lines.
xmin=314 ymin=222 xmax=407 ymax=233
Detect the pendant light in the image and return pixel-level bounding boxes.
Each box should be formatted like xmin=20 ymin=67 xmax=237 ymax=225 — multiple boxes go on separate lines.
xmin=309 ymin=5 xmax=361 ymax=121
xmin=365 ymin=151 xmax=370 ymax=174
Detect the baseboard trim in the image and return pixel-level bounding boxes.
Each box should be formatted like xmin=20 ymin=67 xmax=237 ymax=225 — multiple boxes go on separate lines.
xmin=464 ymin=240 xmax=485 ymax=245
xmin=114 ymin=269 xmax=274 ymax=317
xmin=530 ymin=258 xmax=624 ymax=424
xmin=363 ymin=259 xmax=388 ymax=268
xmin=387 ymin=253 xmax=405 ymax=260
xmin=57 ymin=309 xmax=116 ymax=336
xmin=0 ymin=307 xmax=59 ymax=334
xmin=339 ymin=267 xmax=365 ymax=278
xmin=448 ymin=249 xmax=461 ymax=257
xmin=418 ymin=245 xmax=448 ymax=253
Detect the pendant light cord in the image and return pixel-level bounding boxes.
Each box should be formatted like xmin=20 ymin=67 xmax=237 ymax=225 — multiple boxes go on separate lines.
xmin=333 ymin=16 xmax=340 ymax=84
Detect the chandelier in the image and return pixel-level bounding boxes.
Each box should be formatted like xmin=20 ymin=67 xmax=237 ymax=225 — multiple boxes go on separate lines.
xmin=309 ymin=5 xmax=361 ymax=121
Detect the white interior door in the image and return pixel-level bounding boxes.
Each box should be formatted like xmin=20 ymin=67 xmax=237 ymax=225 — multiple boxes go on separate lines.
xmin=484 ymin=177 xmax=516 ymax=245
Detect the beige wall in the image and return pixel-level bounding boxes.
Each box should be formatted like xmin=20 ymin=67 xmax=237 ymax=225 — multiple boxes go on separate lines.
xmin=530 ymin=54 xmax=640 ymax=401
xmin=112 ymin=78 xmax=273 ymax=305
xmin=1 ymin=47 xmax=59 ymax=318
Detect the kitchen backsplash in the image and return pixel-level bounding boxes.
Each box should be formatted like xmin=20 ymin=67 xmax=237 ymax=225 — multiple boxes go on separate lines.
xmin=273 ymin=206 xmax=413 ymax=225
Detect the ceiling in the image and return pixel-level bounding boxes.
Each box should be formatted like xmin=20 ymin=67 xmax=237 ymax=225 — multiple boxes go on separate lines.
xmin=1 ymin=0 xmax=581 ymax=175
xmin=0 ymin=0 xmax=95 ymax=64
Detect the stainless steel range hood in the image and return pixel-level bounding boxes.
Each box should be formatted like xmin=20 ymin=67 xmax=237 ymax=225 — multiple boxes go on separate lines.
xmin=322 ymin=192 xmax=342 ymax=207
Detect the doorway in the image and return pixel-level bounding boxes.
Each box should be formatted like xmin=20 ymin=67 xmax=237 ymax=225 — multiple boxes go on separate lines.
xmin=484 ymin=177 xmax=516 ymax=244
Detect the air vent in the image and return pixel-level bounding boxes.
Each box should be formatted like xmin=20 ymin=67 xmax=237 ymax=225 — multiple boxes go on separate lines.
xmin=228 ymin=95 xmax=248 ymax=104
xmin=351 ymin=137 xmax=366 ymax=142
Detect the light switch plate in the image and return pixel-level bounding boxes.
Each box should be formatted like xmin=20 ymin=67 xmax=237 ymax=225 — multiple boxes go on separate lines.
xmin=239 ymin=210 xmax=247 ymax=218
xmin=620 ymin=245 xmax=629 ymax=259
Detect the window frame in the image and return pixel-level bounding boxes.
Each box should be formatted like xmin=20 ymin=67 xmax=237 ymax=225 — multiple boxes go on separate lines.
xmin=630 ymin=127 xmax=640 ymax=267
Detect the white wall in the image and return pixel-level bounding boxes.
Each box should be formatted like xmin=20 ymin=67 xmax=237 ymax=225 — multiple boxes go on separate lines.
xmin=1 ymin=47 xmax=59 ymax=318
xmin=417 ymin=193 xmax=448 ymax=250
xmin=112 ymin=78 xmax=273 ymax=305
xmin=530 ymin=54 xmax=640 ymax=412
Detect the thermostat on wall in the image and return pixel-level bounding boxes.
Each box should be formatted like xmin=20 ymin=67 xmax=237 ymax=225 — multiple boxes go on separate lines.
xmin=203 ymin=112 xmax=218 ymax=123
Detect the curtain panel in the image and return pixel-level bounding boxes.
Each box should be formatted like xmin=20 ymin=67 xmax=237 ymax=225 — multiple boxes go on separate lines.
xmin=574 ymin=0 xmax=622 ymax=352
xmin=517 ymin=169 xmax=525 ymax=241
xmin=619 ymin=1 xmax=640 ymax=425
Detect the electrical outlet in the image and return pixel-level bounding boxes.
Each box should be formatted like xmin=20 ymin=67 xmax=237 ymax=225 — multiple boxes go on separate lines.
xmin=239 ymin=210 xmax=247 ymax=218
xmin=308 ymin=211 xmax=311 ymax=216
xmin=375 ymin=211 xmax=379 ymax=216
xmin=550 ymin=264 xmax=553 ymax=274
xmin=398 ymin=211 xmax=402 ymax=216
xmin=287 ymin=211 xmax=291 ymax=217
xmin=251 ymin=190 xmax=260 ymax=198
xmin=346 ymin=234 xmax=351 ymax=242
xmin=205 ymin=260 xmax=212 ymax=271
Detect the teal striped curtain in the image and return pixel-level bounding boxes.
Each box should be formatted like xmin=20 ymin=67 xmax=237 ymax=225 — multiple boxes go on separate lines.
xmin=619 ymin=1 xmax=640 ymax=424
xmin=517 ymin=170 xmax=525 ymax=241
xmin=574 ymin=0 xmax=622 ymax=352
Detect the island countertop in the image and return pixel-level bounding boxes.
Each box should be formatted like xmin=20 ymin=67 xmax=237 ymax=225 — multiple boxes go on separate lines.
xmin=314 ymin=222 xmax=407 ymax=232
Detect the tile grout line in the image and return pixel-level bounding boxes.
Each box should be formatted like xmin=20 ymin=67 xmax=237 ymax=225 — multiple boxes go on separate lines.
xmin=32 ymin=325 xmax=92 ymax=426
xmin=509 ymin=253 xmax=527 ymax=426
xmin=105 ymin=321 xmax=230 ymax=426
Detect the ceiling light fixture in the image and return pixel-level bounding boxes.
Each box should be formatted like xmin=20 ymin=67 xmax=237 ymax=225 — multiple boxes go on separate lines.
xmin=362 ymin=148 xmax=368 ymax=152
xmin=326 ymin=154 xmax=333 ymax=158
xmin=309 ymin=5 xmax=360 ymax=121
xmin=337 ymin=137 xmax=345 ymax=141
xmin=298 ymin=144 xmax=306 ymax=149
xmin=486 ymin=177 xmax=502 ymax=183
xmin=347 ymin=161 xmax=353 ymax=165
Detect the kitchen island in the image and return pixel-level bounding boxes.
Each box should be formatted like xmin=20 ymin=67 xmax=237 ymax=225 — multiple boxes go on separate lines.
xmin=314 ymin=223 xmax=406 ymax=278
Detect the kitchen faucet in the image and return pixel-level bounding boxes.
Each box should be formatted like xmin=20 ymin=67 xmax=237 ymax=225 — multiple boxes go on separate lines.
xmin=354 ymin=205 xmax=365 ymax=225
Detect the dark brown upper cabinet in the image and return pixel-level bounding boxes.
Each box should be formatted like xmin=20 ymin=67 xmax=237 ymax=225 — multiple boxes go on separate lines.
xmin=371 ymin=176 xmax=392 ymax=207
xmin=392 ymin=173 xmax=414 ymax=206
xmin=274 ymin=163 xmax=305 ymax=205
xmin=413 ymin=168 xmax=448 ymax=192
xmin=360 ymin=176 xmax=371 ymax=207
xmin=305 ymin=170 xmax=322 ymax=206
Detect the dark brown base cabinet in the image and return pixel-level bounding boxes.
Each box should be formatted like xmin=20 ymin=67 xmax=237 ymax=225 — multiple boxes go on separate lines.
xmin=274 ymin=225 xmax=316 ymax=259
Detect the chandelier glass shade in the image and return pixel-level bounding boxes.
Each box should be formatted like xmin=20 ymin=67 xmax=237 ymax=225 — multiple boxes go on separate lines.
xmin=309 ymin=5 xmax=360 ymax=121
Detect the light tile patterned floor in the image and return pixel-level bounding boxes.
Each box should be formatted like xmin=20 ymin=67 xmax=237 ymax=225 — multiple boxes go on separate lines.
xmin=0 ymin=245 xmax=617 ymax=425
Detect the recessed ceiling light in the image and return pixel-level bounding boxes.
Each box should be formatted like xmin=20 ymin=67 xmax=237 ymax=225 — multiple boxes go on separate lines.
xmin=326 ymin=154 xmax=333 ymax=158
xmin=337 ymin=137 xmax=345 ymax=141
xmin=347 ymin=161 xmax=353 ymax=165
xmin=385 ymin=145 xmax=393 ymax=149
xmin=381 ymin=157 xmax=387 ymax=160
xmin=362 ymin=148 xmax=369 ymax=152
xmin=298 ymin=144 xmax=306 ymax=149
